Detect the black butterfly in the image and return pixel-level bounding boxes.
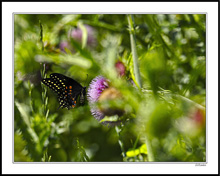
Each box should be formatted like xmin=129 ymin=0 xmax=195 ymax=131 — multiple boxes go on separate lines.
xmin=42 ymin=73 xmax=86 ymax=110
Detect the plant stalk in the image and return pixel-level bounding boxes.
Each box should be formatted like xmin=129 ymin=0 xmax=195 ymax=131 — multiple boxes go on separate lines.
xmin=127 ymin=14 xmax=142 ymax=88
xmin=115 ymin=126 xmax=126 ymax=159
xmin=128 ymin=15 xmax=155 ymax=161
xmin=144 ymin=135 xmax=155 ymax=161
xmin=39 ymin=20 xmax=44 ymax=51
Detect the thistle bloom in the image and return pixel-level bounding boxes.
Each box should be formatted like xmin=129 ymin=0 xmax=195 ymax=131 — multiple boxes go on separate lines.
xmin=87 ymin=76 xmax=109 ymax=121
xmin=87 ymin=76 xmax=123 ymax=126
xmin=87 ymin=76 xmax=109 ymax=102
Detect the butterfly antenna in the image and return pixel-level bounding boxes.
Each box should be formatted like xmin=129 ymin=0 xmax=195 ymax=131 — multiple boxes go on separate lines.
xmin=84 ymin=74 xmax=89 ymax=87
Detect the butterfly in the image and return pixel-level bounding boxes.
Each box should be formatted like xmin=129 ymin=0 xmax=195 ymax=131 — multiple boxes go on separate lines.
xmin=41 ymin=73 xmax=86 ymax=110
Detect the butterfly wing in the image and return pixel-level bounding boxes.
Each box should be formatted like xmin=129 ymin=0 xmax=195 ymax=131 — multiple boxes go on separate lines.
xmin=42 ymin=73 xmax=83 ymax=109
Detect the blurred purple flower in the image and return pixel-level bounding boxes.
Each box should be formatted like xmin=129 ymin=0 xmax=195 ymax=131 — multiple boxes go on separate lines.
xmin=69 ymin=24 xmax=96 ymax=47
xmin=115 ymin=61 xmax=126 ymax=77
xmin=59 ymin=41 xmax=74 ymax=53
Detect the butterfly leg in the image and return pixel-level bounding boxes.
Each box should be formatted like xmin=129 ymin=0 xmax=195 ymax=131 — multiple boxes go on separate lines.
xmin=57 ymin=104 xmax=62 ymax=110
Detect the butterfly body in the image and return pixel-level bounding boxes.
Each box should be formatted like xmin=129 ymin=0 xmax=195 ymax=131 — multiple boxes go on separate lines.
xmin=42 ymin=73 xmax=86 ymax=110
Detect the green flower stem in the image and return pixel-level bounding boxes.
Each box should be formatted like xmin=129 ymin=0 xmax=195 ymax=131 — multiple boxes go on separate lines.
xmin=127 ymin=14 xmax=142 ymax=88
xmin=142 ymin=89 xmax=205 ymax=111
xmin=177 ymin=94 xmax=205 ymax=111
xmin=144 ymin=135 xmax=155 ymax=162
xmin=115 ymin=126 xmax=126 ymax=159
xmin=39 ymin=20 xmax=44 ymax=51
xmin=39 ymin=22 xmax=49 ymax=119
xmin=40 ymin=64 xmax=49 ymax=119
xmin=28 ymin=81 xmax=34 ymax=114
xmin=128 ymin=15 xmax=154 ymax=162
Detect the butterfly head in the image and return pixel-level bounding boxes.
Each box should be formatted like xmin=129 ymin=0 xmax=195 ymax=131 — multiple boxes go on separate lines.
xmin=80 ymin=86 xmax=87 ymax=105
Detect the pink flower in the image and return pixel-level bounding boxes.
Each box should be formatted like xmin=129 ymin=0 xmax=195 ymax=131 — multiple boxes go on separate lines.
xmin=115 ymin=61 xmax=126 ymax=77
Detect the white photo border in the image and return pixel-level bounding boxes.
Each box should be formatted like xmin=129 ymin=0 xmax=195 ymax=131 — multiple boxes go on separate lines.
xmin=2 ymin=1 xmax=218 ymax=174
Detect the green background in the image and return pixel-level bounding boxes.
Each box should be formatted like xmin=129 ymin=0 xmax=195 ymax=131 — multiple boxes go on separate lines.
xmin=14 ymin=14 xmax=206 ymax=162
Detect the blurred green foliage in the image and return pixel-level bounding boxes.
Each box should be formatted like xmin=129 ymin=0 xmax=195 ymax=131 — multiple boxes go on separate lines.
xmin=14 ymin=14 xmax=206 ymax=162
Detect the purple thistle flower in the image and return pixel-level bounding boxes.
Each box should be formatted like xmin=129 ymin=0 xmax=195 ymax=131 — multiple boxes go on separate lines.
xmin=87 ymin=76 xmax=109 ymax=103
xmin=87 ymin=76 xmax=109 ymax=122
xmin=87 ymin=76 xmax=108 ymax=121
xmin=87 ymin=76 xmax=124 ymax=126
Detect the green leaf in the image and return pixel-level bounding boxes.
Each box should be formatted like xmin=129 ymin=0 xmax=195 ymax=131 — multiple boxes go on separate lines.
xmin=126 ymin=144 xmax=148 ymax=157
xmin=100 ymin=115 xmax=119 ymax=123
xmin=78 ymin=22 xmax=88 ymax=49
